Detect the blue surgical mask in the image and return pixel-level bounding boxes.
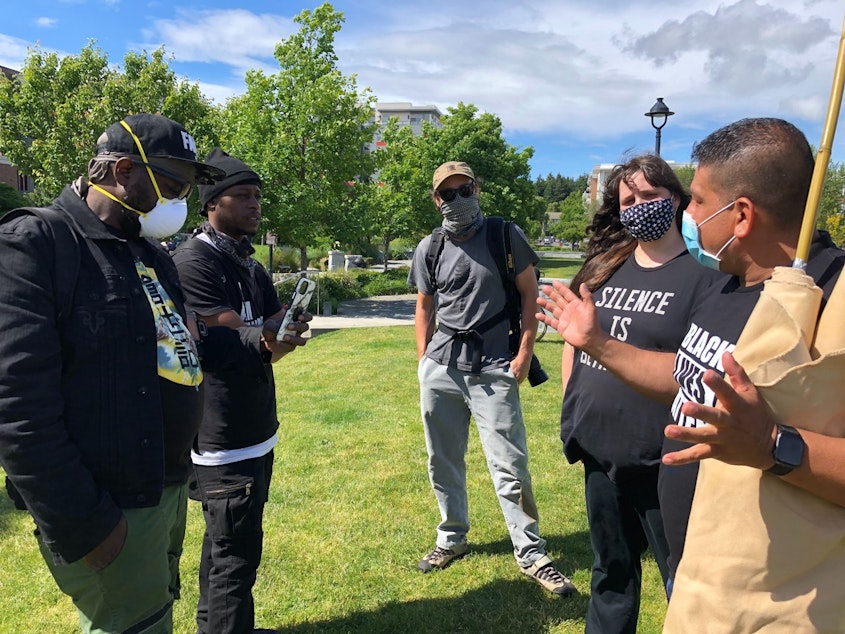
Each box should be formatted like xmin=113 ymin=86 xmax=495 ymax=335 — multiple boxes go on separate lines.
xmin=680 ymin=200 xmax=737 ymax=270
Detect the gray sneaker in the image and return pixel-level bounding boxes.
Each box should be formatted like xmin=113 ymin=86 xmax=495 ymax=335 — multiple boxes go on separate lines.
xmin=520 ymin=555 xmax=576 ymax=596
xmin=418 ymin=543 xmax=468 ymax=573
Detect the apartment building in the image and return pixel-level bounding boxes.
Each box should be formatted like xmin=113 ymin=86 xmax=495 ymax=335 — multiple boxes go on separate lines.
xmin=367 ymin=101 xmax=442 ymax=152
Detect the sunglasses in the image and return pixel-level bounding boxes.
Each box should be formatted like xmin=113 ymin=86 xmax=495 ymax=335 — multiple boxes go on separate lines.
xmin=437 ymin=181 xmax=475 ymax=203
xmin=133 ymin=160 xmax=193 ymax=200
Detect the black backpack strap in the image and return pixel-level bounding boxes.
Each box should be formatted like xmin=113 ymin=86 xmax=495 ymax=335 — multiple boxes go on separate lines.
xmin=485 ymin=216 xmax=521 ymax=332
xmin=424 ymin=227 xmax=447 ymax=290
xmin=485 ymin=216 xmax=511 ymax=283
xmin=1 ymin=206 xmax=80 ymax=323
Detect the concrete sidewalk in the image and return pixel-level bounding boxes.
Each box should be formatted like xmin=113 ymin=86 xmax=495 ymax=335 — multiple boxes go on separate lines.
xmin=308 ymin=293 xmax=416 ymax=334
xmin=306 ymin=279 xmax=569 ymax=335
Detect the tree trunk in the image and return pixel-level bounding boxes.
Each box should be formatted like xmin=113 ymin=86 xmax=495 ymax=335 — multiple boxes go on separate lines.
xmin=300 ymin=245 xmax=308 ymax=272
xmin=382 ymin=235 xmax=391 ymax=273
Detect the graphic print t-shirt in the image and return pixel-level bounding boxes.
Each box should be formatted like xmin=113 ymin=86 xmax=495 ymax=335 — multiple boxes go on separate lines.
xmin=660 ymin=276 xmax=760 ymax=577
xmin=661 ymin=232 xmax=845 ymax=578
xmin=135 ymin=259 xmax=203 ymax=386
xmin=561 ymin=251 xmax=722 ymax=480
xmin=128 ymin=241 xmax=203 ymax=485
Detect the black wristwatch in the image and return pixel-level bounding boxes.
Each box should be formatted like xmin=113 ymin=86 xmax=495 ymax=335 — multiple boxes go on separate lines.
xmin=766 ymin=424 xmax=805 ymax=476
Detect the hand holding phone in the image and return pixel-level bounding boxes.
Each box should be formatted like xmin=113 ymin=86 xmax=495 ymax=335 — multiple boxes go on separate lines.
xmin=277 ymin=277 xmax=316 ymax=339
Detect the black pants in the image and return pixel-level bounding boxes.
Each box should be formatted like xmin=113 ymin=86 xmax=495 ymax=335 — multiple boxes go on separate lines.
xmin=190 ymin=451 xmax=274 ymax=634
xmin=583 ymin=455 xmax=670 ymax=634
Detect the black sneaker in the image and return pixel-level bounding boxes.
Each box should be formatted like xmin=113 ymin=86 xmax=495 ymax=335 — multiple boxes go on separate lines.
xmin=418 ymin=544 xmax=468 ymax=572
xmin=520 ymin=555 xmax=576 ymax=596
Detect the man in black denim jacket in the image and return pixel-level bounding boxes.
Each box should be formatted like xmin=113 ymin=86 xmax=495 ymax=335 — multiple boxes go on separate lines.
xmin=0 ymin=114 xmax=308 ymax=634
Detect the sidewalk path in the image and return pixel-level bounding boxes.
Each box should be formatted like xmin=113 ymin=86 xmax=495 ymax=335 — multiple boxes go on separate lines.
xmin=307 ymin=280 xmax=569 ymax=335
xmin=308 ymin=293 xmax=417 ymax=334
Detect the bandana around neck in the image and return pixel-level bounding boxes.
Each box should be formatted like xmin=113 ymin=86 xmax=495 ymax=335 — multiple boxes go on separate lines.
xmin=199 ymin=222 xmax=256 ymax=271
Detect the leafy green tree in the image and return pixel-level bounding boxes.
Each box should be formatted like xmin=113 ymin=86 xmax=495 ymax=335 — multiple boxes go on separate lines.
xmin=816 ymin=161 xmax=845 ymax=246
xmin=217 ymin=3 xmax=376 ymax=271
xmin=0 ymin=43 xmax=219 ymax=208
xmin=367 ymin=119 xmax=428 ymax=270
xmin=535 ymin=173 xmax=588 ymax=203
xmin=370 ymin=102 xmax=545 ymax=248
xmin=673 ymin=164 xmax=695 ymax=193
xmin=549 ymin=190 xmax=589 ymax=246
xmin=819 ymin=159 xmax=845 ymax=245
xmin=0 ymin=182 xmax=28 ymax=214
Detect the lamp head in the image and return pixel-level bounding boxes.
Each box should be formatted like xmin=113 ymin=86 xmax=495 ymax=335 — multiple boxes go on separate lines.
xmin=645 ymin=97 xmax=675 ymax=131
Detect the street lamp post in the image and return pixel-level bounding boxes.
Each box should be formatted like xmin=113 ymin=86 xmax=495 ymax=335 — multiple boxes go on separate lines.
xmin=645 ymin=97 xmax=675 ymax=156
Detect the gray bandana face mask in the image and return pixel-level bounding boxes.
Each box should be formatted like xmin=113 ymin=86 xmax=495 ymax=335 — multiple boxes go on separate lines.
xmin=440 ymin=194 xmax=482 ymax=238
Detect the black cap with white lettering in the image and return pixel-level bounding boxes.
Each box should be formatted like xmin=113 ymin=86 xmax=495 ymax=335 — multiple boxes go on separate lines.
xmin=95 ymin=113 xmax=225 ymax=184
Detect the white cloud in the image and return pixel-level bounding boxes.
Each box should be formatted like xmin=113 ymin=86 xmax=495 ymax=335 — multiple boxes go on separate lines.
xmin=139 ymin=9 xmax=296 ymax=76
xmin=0 ymin=34 xmax=37 ymax=70
xmin=119 ymin=0 xmax=845 ymax=148
xmin=35 ymin=17 xmax=57 ymax=28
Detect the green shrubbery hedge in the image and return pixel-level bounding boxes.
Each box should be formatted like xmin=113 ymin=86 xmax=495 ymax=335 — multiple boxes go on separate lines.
xmin=275 ymin=267 xmax=414 ymax=313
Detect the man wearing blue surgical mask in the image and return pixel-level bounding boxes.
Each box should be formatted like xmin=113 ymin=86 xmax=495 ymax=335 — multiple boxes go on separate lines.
xmin=539 ymin=118 xmax=845 ymax=630
xmin=0 ymin=114 xmax=302 ymax=634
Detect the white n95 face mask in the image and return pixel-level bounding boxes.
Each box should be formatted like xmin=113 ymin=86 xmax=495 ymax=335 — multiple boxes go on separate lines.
xmin=138 ymin=198 xmax=188 ymax=240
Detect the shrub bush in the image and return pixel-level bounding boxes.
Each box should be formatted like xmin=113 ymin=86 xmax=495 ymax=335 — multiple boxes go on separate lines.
xmin=274 ymin=268 xmax=413 ymax=313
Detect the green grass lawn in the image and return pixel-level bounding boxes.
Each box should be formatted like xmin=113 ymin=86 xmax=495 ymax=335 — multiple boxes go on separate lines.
xmin=537 ymin=257 xmax=583 ymax=281
xmin=0 ymin=327 xmax=666 ymax=633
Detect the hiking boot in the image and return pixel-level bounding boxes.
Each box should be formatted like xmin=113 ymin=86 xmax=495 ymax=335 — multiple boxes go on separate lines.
xmin=520 ymin=555 xmax=576 ymax=596
xmin=418 ymin=543 xmax=468 ymax=573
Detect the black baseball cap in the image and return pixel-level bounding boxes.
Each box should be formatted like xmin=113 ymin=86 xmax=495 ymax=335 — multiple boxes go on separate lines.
xmin=95 ymin=113 xmax=225 ymax=184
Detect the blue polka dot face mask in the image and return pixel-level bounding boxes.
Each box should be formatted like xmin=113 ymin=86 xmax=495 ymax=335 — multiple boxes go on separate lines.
xmin=619 ymin=197 xmax=676 ymax=242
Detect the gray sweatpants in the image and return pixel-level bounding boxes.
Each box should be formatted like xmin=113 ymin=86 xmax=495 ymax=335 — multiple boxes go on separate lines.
xmin=418 ymin=356 xmax=547 ymax=567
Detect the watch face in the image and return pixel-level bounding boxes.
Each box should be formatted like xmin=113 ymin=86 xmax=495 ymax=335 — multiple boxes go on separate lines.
xmin=777 ymin=428 xmax=805 ymax=468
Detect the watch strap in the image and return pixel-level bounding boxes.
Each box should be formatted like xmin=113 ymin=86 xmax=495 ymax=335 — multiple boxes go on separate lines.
xmin=765 ymin=423 xmax=804 ymax=476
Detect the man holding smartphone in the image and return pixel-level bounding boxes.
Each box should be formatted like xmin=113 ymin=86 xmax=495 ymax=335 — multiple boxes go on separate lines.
xmin=173 ymin=148 xmax=310 ymax=634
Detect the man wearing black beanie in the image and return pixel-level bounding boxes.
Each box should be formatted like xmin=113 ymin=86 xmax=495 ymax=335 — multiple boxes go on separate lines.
xmin=173 ymin=148 xmax=310 ymax=634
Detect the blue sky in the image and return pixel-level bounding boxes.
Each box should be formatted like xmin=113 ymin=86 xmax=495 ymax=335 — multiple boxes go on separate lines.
xmin=2 ymin=0 xmax=844 ymax=179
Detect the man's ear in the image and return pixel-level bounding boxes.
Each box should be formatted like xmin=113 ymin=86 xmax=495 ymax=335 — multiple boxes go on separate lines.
xmin=112 ymin=157 xmax=135 ymax=187
xmin=733 ymin=197 xmax=754 ymax=239
xmin=431 ymin=191 xmax=441 ymax=211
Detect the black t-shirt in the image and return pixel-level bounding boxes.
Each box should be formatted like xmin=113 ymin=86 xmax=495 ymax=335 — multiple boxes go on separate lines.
xmin=173 ymin=237 xmax=283 ymax=451
xmin=660 ymin=231 xmax=845 ymax=579
xmin=561 ymin=251 xmax=721 ymax=480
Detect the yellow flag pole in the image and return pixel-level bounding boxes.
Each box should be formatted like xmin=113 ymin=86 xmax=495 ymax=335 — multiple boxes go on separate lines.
xmin=795 ymin=14 xmax=845 ymax=268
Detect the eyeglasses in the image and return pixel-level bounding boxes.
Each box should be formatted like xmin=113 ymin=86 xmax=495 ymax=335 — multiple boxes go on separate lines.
xmin=437 ymin=181 xmax=475 ymax=203
xmin=132 ymin=160 xmax=193 ymax=200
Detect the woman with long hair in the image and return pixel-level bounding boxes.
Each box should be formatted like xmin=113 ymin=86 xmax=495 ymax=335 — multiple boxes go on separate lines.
xmin=560 ymin=155 xmax=720 ymax=633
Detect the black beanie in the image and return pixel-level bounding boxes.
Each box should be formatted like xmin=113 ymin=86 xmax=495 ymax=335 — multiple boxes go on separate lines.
xmin=198 ymin=148 xmax=262 ymax=214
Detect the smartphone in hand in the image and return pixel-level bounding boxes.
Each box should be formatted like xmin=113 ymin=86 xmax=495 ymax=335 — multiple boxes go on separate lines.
xmin=277 ymin=277 xmax=316 ymax=339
